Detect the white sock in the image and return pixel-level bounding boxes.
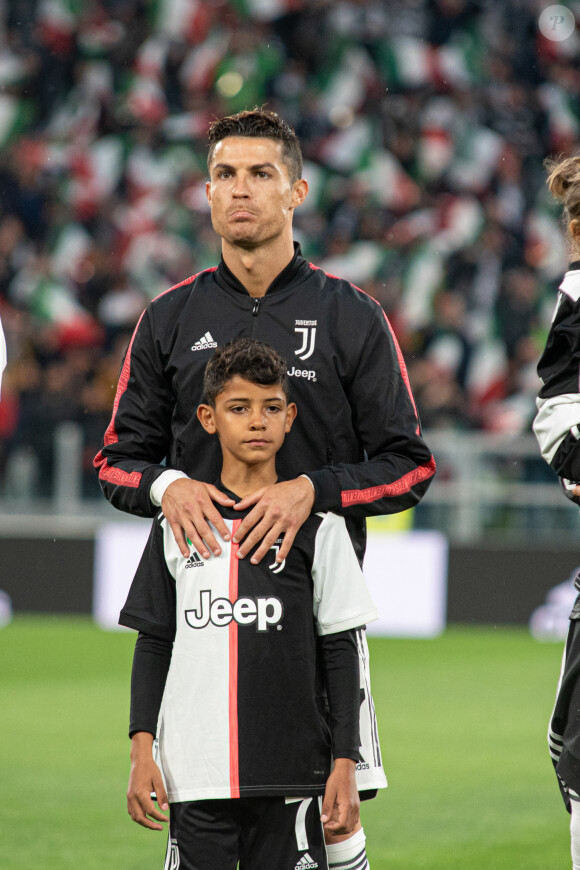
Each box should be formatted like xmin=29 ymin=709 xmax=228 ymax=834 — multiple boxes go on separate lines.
xmin=326 ymin=827 xmax=369 ymax=869
xmin=571 ymin=801 xmax=580 ymax=870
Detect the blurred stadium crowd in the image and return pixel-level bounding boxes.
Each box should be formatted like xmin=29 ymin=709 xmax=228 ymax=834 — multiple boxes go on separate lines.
xmin=0 ymin=0 xmax=578 ymax=498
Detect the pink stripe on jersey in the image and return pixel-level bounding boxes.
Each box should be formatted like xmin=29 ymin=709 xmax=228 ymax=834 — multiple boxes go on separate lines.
xmin=93 ymin=308 xmax=146 ymax=487
xmin=380 ymin=308 xmax=419 ymax=423
xmin=228 ymin=521 xmax=241 ymax=799
xmin=341 ymin=455 xmax=437 ymax=507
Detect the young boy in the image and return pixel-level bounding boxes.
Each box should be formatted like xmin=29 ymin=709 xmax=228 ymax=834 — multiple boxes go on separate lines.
xmin=119 ymin=338 xmax=386 ymax=870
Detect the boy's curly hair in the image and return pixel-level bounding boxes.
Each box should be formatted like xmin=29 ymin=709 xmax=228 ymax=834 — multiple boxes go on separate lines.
xmin=202 ymin=338 xmax=289 ymax=406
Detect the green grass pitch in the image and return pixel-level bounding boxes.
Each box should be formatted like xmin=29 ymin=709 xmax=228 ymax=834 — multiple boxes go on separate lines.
xmin=0 ymin=617 xmax=571 ymax=869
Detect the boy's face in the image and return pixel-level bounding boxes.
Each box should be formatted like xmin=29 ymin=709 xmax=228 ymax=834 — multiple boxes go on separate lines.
xmin=197 ymin=375 xmax=296 ymax=467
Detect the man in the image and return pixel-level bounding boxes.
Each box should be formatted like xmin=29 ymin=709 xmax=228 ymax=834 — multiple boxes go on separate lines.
xmin=95 ymin=105 xmax=434 ymax=866
xmin=94 ymin=108 xmax=435 ymax=571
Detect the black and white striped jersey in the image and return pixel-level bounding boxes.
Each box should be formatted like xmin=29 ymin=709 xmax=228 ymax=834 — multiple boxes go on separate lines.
xmin=534 ymin=263 xmax=580 ymax=498
xmin=119 ymin=499 xmax=385 ymax=803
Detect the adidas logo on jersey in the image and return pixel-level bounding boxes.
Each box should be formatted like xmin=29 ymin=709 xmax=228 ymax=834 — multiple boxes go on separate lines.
xmin=295 ymin=855 xmax=318 ymax=870
xmin=191 ymin=331 xmax=217 ymax=351
xmin=185 ymin=551 xmax=205 ymax=569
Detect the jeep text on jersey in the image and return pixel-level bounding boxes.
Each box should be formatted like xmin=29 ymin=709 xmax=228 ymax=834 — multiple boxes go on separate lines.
xmin=185 ymin=590 xmax=283 ymax=632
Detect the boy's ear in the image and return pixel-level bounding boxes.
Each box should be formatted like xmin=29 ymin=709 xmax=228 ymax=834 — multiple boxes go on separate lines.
xmin=197 ymin=404 xmax=217 ymax=434
xmin=285 ymin=402 xmax=297 ymax=433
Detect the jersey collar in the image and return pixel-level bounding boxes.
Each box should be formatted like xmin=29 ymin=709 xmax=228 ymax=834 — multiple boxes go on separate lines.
xmin=215 ymin=242 xmax=309 ymax=297
xmin=214 ymin=478 xmax=282 ymax=519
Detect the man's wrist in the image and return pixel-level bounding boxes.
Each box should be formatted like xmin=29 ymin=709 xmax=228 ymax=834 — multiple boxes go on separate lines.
xmin=150 ymin=470 xmax=190 ymax=507
xmin=304 ymin=468 xmax=341 ymax=513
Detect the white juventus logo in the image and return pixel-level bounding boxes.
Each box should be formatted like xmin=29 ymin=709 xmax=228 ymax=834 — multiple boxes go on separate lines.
xmin=294 ymin=326 xmax=316 ymax=361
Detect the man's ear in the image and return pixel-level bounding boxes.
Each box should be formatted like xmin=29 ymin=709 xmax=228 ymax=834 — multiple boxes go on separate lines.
xmin=197 ymin=404 xmax=217 ymax=434
xmin=285 ymin=402 xmax=297 ymax=433
xmin=291 ymin=178 xmax=308 ymax=210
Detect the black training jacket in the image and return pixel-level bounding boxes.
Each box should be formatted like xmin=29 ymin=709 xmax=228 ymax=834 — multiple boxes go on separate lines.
xmin=94 ymin=245 xmax=435 ymax=559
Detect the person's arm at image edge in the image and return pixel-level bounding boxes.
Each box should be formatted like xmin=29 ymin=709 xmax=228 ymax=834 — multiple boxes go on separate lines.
xmin=534 ymin=290 xmax=580 ymax=504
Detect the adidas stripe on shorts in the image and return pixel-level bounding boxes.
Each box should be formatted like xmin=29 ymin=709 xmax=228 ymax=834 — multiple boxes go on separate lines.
xmin=165 ymin=795 xmax=328 ymax=870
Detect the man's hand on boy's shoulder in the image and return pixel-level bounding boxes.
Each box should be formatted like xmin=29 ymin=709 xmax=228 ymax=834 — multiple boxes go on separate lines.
xmin=320 ymin=757 xmax=360 ymax=835
xmin=162 ymin=478 xmax=236 ymax=559
xmin=161 ymin=475 xmax=315 ymax=565
xmin=232 ymin=476 xmax=315 ymax=565
xmin=127 ymin=732 xmax=169 ymax=831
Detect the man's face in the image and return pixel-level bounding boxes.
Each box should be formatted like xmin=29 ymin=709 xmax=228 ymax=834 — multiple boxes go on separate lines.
xmin=206 ymin=137 xmax=307 ymax=249
xmin=197 ymin=375 xmax=297 ymax=468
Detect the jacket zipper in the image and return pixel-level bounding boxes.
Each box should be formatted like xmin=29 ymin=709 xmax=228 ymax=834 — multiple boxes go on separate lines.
xmin=251 ymin=298 xmax=261 ymax=338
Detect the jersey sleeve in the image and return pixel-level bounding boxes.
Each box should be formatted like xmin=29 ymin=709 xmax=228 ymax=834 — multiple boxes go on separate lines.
xmin=312 ymin=512 xmax=379 ymax=635
xmin=318 ymin=630 xmax=360 ymax=761
xmin=129 ymin=632 xmax=172 ymax=737
xmin=307 ymin=301 xmax=436 ymax=518
xmin=119 ymin=515 xmax=177 ymax=641
xmin=534 ymin=286 xmax=580 ymax=490
xmin=94 ymin=304 xmax=177 ymax=517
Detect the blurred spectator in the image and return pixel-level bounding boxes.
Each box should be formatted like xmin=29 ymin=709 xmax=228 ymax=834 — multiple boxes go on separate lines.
xmin=0 ymin=0 xmax=576 ymax=498
xmin=495 ymin=267 xmax=541 ymax=361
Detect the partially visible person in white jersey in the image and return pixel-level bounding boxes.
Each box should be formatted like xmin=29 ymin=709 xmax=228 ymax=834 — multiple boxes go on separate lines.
xmin=534 ymin=156 xmax=580 ymax=870
xmin=120 ymin=338 xmax=386 ymax=870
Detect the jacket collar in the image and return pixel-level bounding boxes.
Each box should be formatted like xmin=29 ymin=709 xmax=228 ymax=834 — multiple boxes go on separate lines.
xmin=215 ymin=242 xmax=309 ymax=297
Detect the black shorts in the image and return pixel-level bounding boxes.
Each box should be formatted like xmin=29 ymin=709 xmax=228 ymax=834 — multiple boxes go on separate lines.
xmin=549 ymin=594 xmax=580 ymax=812
xmin=164 ymin=796 xmax=328 ymax=870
